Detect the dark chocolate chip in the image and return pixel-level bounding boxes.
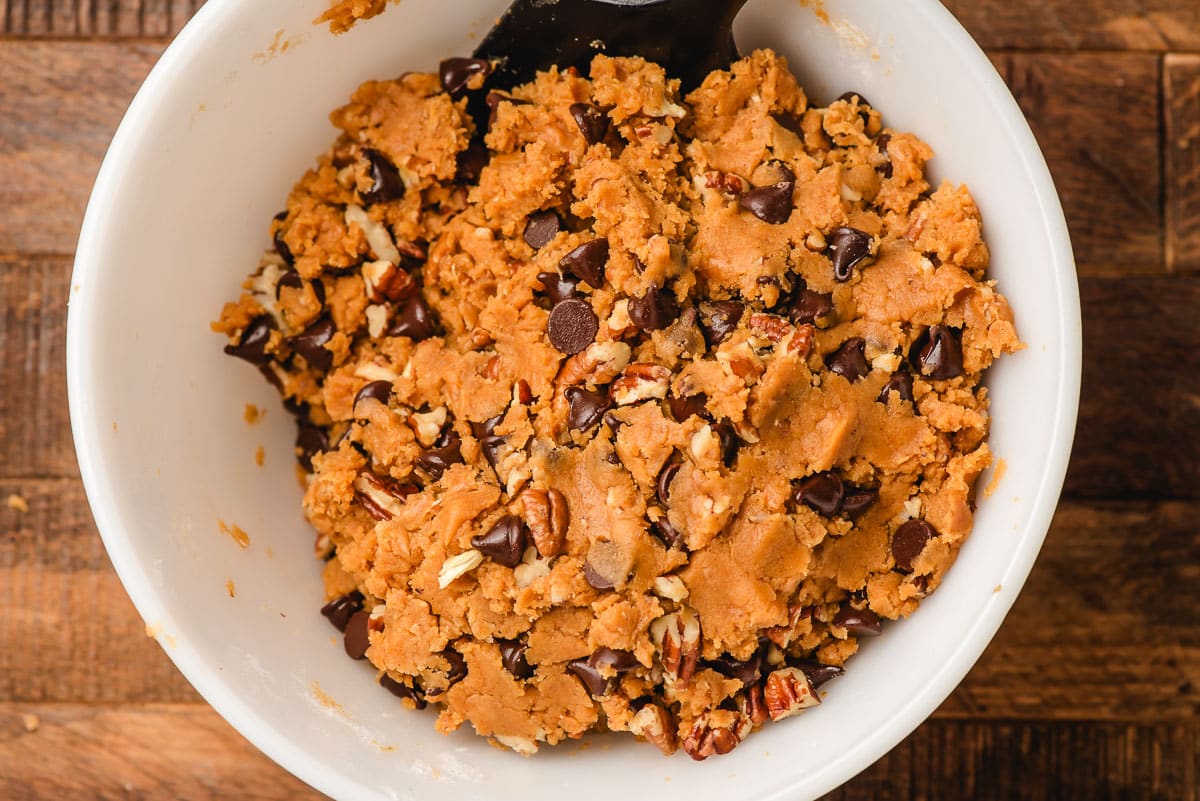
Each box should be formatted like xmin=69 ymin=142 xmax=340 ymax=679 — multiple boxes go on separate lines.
xmin=498 ymin=639 xmax=534 ymax=680
xmin=795 ymin=661 xmax=844 ymax=689
xmin=704 ymin=652 xmax=763 ymax=686
xmin=793 ymin=471 xmax=844 ymax=517
xmin=470 ymin=414 xmax=505 ymax=469
xmin=295 ymin=421 xmax=328 ymax=472
xmin=840 ymin=487 xmax=879 ymax=519
xmin=651 ymin=517 xmax=684 ymax=549
xmin=833 ymin=606 xmax=882 ymax=637
xmin=354 ymin=380 xmax=392 ymax=409
xmin=224 ymin=315 xmax=275 ymax=365
xmin=567 ymin=658 xmax=613 ymax=696
xmin=442 ymin=649 xmax=468 ymax=686
xmin=827 ymin=337 xmax=870 ymax=382
xmin=387 ymin=295 xmax=438 ymax=341
xmin=837 ymin=90 xmax=872 ymax=108
xmin=878 ymin=371 xmax=915 ymax=404
xmin=559 ymin=238 xmax=608 ymax=288
xmin=698 ymin=300 xmax=745 ymax=347
xmin=583 ymin=561 xmax=615 ymax=590
xmin=710 ymin=422 xmax=740 ymax=467
xmin=668 ymin=392 xmax=709 ymax=422
xmin=275 ymin=270 xmax=302 ymax=300
xmin=547 ymin=297 xmax=599 ymax=355
xmin=379 ymin=674 xmax=427 ymax=709
xmin=892 ymin=519 xmax=937 ymax=573
xmin=590 ymin=647 xmax=639 ymax=673
xmin=789 ymin=289 xmax=834 ymax=325
xmin=343 ymin=610 xmax=370 ymax=659
xmin=628 ymin=286 xmax=681 ymax=332
xmin=739 ymin=179 xmax=795 ymax=224
xmin=877 ymin=134 xmax=893 ymax=178
xmin=439 ymin=57 xmax=491 ymax=96
xmin=470 ymin=515 xmax=528 ymax=568
xmin=273 ymin=228 xmax=295 ymax=266
xmin=320 ymin=591 xmax=363 ymax=632
xmin=657 ymin=457 xmax=681 ymax=505
xmin=454 ymin=142 xmax=489 ymax=184
xmin=536 ymin=271 xmax=579 ymax=305
xmin=415 ymin=430 xmax=462 ymax=481
xmin=569 ymin=102 xmax=609 ymax=145
xmin=288 ymin=315 xmax=335 ymax=371
xmin=524 ymin=210 xmax=562 ymax=250
xmin=910 ymin=324 xmax=964 ymax=380
xmin=827 ymin=227 xmax=873 ymax=282
xmin=360 ymin=148 xmax=406 ymax=205
xmin=565 ymin=386 xmax=610 ymax=432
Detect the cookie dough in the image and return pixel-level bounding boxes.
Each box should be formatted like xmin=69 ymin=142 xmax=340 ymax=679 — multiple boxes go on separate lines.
xmin=213 ymin=49 xmax=1019 ymax=759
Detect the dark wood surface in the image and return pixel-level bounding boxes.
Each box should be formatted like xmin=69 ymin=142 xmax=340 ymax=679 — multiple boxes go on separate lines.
xmin=1 ymin=2 xmax=1197 ymax=798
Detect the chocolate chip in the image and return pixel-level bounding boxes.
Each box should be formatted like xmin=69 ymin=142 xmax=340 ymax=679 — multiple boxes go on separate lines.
xmin=360 ymin=148 xmax=406 ymax=205
xmin=498 ymin=639 xmax=534 ymax=680
xmin=343 ymin=610 xmax=370 ymax=659
xmin=590 ymin=647 xmax=639 ymax=673
xmin=387 ymin=295 xmax=438 ymax=341
xmin=275 ymin=270 xmax=301 ymax=300
xmin=827 ymin=337 xmax=869 ymax=382
xmin=837 ymin=90 xmax=872 ymax=108
xmin=892 ymin=519 xmax=937 ymax=573
xmin=657 ymin=457 xmax=681 ymax=505
xmin=840 ymin=487 xmax=879 ymax=519
xmin=441 ymin=649 xmax=468 ymax=686
xmin=295 ymin=421 xmax=328 ymax=472
xmin=470 ymin=515 xmax=528 ymax=568
xmin=877 ymin=133 xmax=893 ymax=178
xmin=739 ymin=179 xmax=795 ymax=224
xmin=380 ymin=674 xmax=427 ymax=709
xmin=651 ymin=517 xmax=684 ymax=549
xmin=354 ymin=380 xmax=392 ymax=409
xmin=569 ymin=102 xmax=609 ymax=145
xmin=795 ymin=661 xmax=844 ymax=689
xmin=793 ymin=471 xmax=844 ymax=517
xmin=711 ymin=422 xmax=740 ymax=467
xmin=288 ymin=315 xmax=335 ymax=370
xmin=439 ymin=57 xmax=491 ymax=96
xmin=415 ymin=430 xmax=462 ymax=481
xmin=454 ymin=142 xmax=489 ymax=184
xmin=547 ymin=297 xmax=599 ymax=355
xmin=698 ymin=300 xmax=744 ymax=347
xmin=583 ymin=561 xmax=615 ymax=590
xmin=567 ymin=658 xmax=613 ymax=696
xmin=878 ymin=370 xmax=915 ymax=404
xmin=470 ymin=414 xmax=505 ymax=469
xmin=566 ymin=386 xmax=610 ymax=432
xmin=524 ymin=210 xmax=561 ymax=250
xmin=320 ymin=591 xmax=363 ymax=632
xmin=536 ymin=271 xmax=579 ymax=305
xmin=224 ymin=315 xmax=275 ymax=365
xmin=272 ymin=215 xmax=295 ymax=265
xmin=628 ymin=286 xmax=680 ymax=332
xmin=910 ymin=325 xmax=964 ymax=380
xmin=704 ymin=652 xmax=763 ymax=686
xmin=833 ymin=606 xmax=882 ymax=637
xmin=668 ymin=392 xmax=708 ymax=422
xmin=789 ymin=289 xmax=834 ymax=325
xmin=559 ymin=238 xmax=608 ymax=288
xmin=827 ymin=227 xmax=873 ymax=282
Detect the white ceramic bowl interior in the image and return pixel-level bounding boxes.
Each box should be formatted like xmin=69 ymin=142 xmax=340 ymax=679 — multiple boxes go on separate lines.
xmin=67 ymin=1 xmax=1080 ymax=799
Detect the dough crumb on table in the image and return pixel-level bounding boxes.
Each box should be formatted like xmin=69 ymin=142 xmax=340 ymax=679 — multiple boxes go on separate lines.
xmin=214 ymin=49 xmax=1020 ymax=759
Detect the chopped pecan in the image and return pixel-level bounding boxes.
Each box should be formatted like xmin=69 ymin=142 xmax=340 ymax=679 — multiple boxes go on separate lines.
xmin=763 ymin=667 xmax=820 ymax=721
xmin=353 ymin=472 xmax=407 ymax=520
xmin=361 ymin=259 xmax=416 ymax=303
xmin=649 ymin=607 xmax=700 ymax=685
xmin=742 ymin=682 xmax=769 ymax=726
xmin=610 ymin=362 xmax=671 ymax=406
xmin=437 ymin=549 xmax=484 ymax=588
xmin=407 ymin=407 xmax=447 ymax=447
xmin=558 ymin=340 xmax=632 ymax=386
xmin=703 ymin=170 xmax=748 ymax=196
xmin=482 ymin=354 xmax=501 ymax=380
xmin=521 ymin=487 xmax=568 ymax=557
xmin=628 ymin=703 xmax=678 ymax=755
xmin=790 ymin=323 xmax=816 ymax=356
xmin=748 ymin=312 xmax=794 ymax=343
xmin=765 ymin=605 xmax=812 ymax=648
xmin=682 ymin=710 xmax=750 ymax=761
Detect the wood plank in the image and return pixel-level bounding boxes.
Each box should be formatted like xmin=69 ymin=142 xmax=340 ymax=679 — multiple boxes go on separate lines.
xmin=992 ymin=52 xmax=1163 ymax=276
xmin=945 ymin=0 xmax=1200 ymax=52
xmin=1166 ymin=55 xmax=1200 ymax=274
xmin=0 ymin=703 xmax=323 ymax=800
xmin=0 ymin=0 xmax=202 ymax=38
xmin=0 ymin=479 xmax=198 ymax=703
xmin=0 ymin=259 xmax=77 ymax=479
xmin=0 ymin=41 xmax=162 ymax=256
xmin=1066 ymin=277 xmax=1200 ymax=499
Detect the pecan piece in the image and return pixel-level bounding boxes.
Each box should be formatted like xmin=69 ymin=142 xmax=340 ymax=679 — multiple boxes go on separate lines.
xmin=610 ymin=362 xmax=671 ymax=406
xmin=748 ymin=312 xmax=794 ymax=343
xmin=521 ymin=487 xmax=569 ymax=558
xmin=361 ymin=259 xmax=416 ymax=303
xmin=407 ymin=407 xmax=447 ymax=448
xmin=682 ymin=710 xmax=750 ymax=761
xmin=353 ymin=472 xmax=408 ymax=520
xmin=703 ymin=170 xmax=748 ymax=196
xmin=628 ymin=703 xmax=678 ymax=755
xmin=558 ymin=340 xmax=632 ymax=386
xmin=649 ymin=607 xmax=700 ymax=685
xmin=763 ymin=667 xmax=820 ymax=721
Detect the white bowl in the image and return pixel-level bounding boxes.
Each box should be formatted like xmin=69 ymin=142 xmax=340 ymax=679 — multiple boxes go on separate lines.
xmin=67 ymin=1 xmax=1080 ymax=798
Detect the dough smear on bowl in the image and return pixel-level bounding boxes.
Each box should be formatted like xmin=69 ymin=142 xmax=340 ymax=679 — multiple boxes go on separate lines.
xmin=213 ymin=49 xmax=1020 ymax=759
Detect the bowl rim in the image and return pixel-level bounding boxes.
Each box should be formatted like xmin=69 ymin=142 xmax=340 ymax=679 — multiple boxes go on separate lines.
xmin=66 ymin=0 xmax=1081 ymax=798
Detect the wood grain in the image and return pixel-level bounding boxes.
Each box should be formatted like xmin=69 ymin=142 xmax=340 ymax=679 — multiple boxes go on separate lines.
xmin=0 ymin=0 xmax=201 ymax=38
xmin=991 ymin=52 xmax=1163 ymax=276
xmin=944 ymin=0 xmax=1200 ymax=52
xmin=1166 ymin=55 xmax=1200 ymax=274
xmin=0 ymin=41 xmax=162 ymax=256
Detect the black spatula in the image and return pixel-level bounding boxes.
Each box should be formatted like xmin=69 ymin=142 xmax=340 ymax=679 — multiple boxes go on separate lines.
xmin=473 ymin=0 xmax=751 ymax=92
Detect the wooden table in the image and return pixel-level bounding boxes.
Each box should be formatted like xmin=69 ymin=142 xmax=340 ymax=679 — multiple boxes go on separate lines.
xmin=2 ymin=2 xmax=1197 ymax=798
